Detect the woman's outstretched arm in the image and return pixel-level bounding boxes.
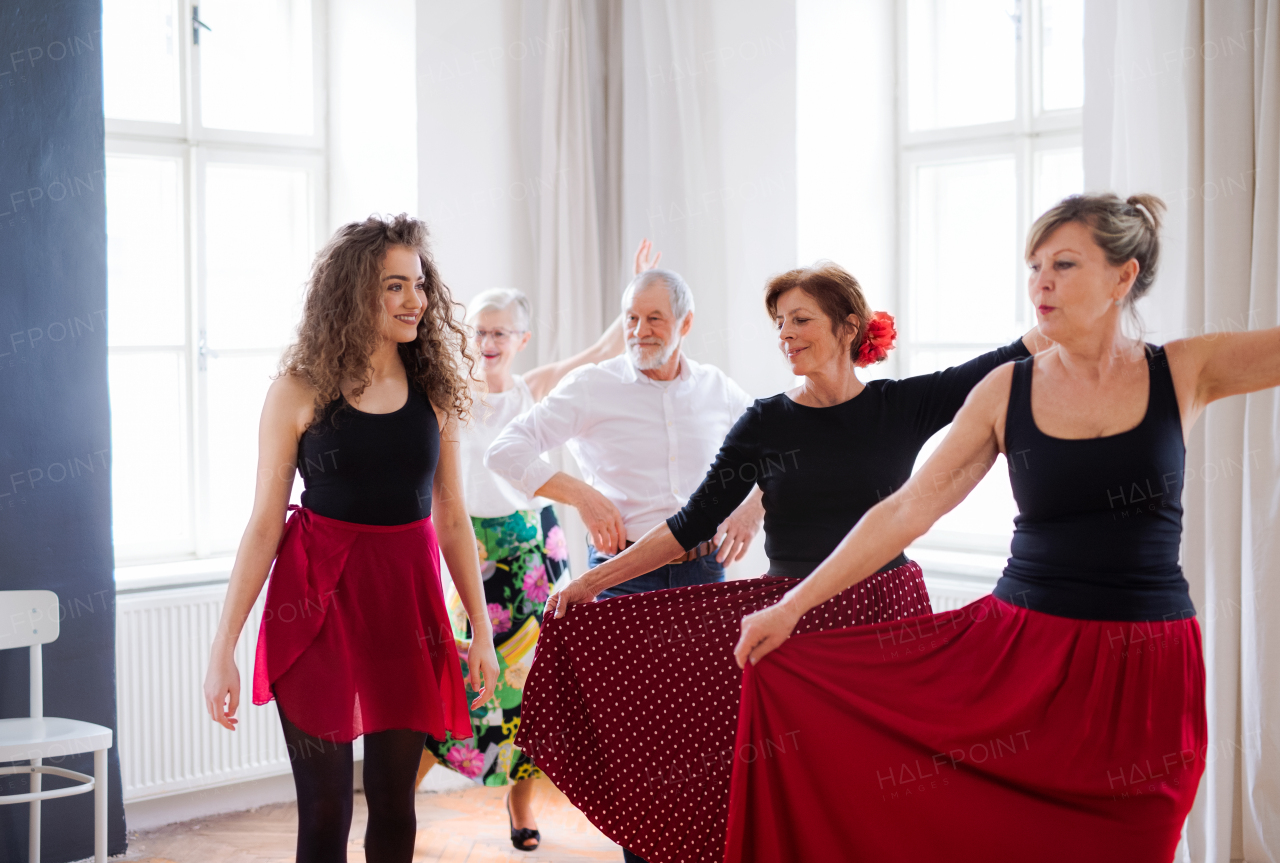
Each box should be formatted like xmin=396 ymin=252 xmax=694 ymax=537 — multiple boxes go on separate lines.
xmin=203 ymin=374 xmax=313 ymax=730
xmin=545 ymin=408 xmax=767 ymax=617
xmin=899 ymin=326 xmax=1050 ymax=440
xmin=543 ymin=521 xmax=687 ymax=618
xmin=732 ymin=364 xmax=1015 ymax=668
xmin=542 ymin=482 xmax=766 ymax=620
xmin=1166 ymin=325 xmax=1280 ymax=432
xmin=433 ymin=409 xmax=499 ymax=709
xmin=522 ymin=314 xmax=624 ymax=401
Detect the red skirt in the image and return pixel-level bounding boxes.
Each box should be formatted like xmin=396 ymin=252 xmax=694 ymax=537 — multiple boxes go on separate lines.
xmin=514 ymin=562 xmax=930 ymax=863
xmin=252 ymin=505 xmax=472 ymax=743
xmin=725 ymin=595 xmax=1207 ymax=862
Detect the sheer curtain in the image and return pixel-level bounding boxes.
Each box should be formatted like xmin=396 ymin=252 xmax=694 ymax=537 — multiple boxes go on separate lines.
xmin=1086 ymin=2 xmax=1280 ymax=860
xmin=519 ymin=0 xmax=621 ymax=364
xmin=518 ymin=0 xmax=794 ymax=377
xmin=517 ymin=0 xmax=734 ymax=355
xmin=618 ymin=0 xmax=729 ymax=351
xmin=511 ymin=0 xmax=793 ymax=582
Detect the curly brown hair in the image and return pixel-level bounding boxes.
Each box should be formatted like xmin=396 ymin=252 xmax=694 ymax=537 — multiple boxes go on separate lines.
xmin=280 ymin=213 xmax=473 ymax=424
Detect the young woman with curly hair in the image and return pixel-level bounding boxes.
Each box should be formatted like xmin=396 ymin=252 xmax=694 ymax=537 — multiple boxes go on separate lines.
xmin=203 ymin=214 xmax=498 ymax=863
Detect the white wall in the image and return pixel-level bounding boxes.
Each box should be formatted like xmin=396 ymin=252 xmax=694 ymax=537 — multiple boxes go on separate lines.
xmin=328 ymin=0 xmax=420 ymax=227
xmin=711 ymin=0 xmax=800 ymax=403
xmin=705 ymin=0 xmax=798 ymax=578
xmin=797 ymin=0 xmax=898 ymax=329
xmin=416 ymin=2 xmax=536 ymax=338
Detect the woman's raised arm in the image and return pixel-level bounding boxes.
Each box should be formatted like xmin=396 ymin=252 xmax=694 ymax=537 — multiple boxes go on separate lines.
xmin=522 ymin=314 xmax=624 ymax=401
xmin=732 ymin=364 xmax=1015 ymax=668
xmin=523 ymin=239 xmax=662 ymax=400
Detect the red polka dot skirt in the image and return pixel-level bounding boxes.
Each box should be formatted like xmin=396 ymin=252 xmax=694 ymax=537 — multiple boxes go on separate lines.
xmin=515 ymin=561 xmax=931 ymax=863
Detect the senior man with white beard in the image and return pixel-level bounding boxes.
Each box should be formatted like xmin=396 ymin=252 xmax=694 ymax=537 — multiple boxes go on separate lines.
xmin=485 ymin=268 xmax=765 ymax=600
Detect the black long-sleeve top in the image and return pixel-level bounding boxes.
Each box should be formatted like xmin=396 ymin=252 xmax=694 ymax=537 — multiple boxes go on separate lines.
xmin=666 ymin=339 xmax=1031 ymax=576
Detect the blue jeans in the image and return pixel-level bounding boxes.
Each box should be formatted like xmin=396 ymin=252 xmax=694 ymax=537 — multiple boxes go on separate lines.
xmin=587 ymin=545 xmax=725 ymax=598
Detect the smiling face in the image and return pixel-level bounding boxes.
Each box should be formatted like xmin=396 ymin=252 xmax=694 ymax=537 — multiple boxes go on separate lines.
xmin=1026 ymin=220 xmax=1139 ymax=344
xmin=378 ymin=245 xmax=426 ymax=343
xmin=624 ymin=283 xmax=691 ymax=370
xmin=774 ymin=287 xmax=858 ymax=377
xmin=470 ymin=305 xmax=530 ymax=378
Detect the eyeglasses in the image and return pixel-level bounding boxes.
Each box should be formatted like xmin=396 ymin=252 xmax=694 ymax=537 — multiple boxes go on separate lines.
xmin=473 ymin=328 xmax=524 ymax=345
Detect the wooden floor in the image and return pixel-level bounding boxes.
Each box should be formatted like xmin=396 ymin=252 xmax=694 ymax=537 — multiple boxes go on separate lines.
xmin=121 ymin=779 xmax=622 ymax=863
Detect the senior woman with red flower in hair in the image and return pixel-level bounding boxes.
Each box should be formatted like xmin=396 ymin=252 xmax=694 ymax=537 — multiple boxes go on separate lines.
xmin=523 ymin=261 xmax=1051 ymax=863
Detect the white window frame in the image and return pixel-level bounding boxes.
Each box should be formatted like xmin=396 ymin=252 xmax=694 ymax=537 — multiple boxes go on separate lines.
xmin=897 ymin=0 xmax=1082 ymax=561
xmin=108 ymin=0 xmax=328 ymax=578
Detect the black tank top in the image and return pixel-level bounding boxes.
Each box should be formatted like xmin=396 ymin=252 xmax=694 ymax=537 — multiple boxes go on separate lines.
xmin=297 ymin=382 xmax=439 ymax=525
xmin=993 ymin=346 xmax=1195 ymax=621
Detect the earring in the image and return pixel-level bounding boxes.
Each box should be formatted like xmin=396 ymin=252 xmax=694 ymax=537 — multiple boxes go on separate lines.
xmin=1114 ymin=298 xmax=1122 ymax=307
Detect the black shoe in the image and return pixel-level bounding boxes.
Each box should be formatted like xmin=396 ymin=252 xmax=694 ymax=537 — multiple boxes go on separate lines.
xmin=506 ymin=792 xmax=541 ymax=852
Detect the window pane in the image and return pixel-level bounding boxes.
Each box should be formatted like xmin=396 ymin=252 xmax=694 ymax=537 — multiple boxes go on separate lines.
xmin=910 ymin=157 xmax=1019 ymax=343
xmin=107 ymin=155 xmax=186 ymax=347
xmin=1033 ymin=147 xmax=1084 ymax=219
xmin=206 ymin=353 xmax=283 ymax=553
xmin=103 ymin=0 xmax=182 ymax=123
xmin=914 ymin=424 xmax=1018 ymax=552
xmin=110 ymin=351 xmax=191 ymax=557
xmin=204 ymin=163 xmax=311 ymax=350
xmin=1041 ymin=0 xmax=1084 ymax=111
xmin=907 ymin=0 xmax=1017 ymax=130
xmin=198 ymin=0 xmax=314 ymax=135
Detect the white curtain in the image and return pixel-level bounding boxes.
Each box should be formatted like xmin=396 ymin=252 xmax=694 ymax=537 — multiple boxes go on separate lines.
xmin=519 ymin=0 xmax=621 ymax=365
xmin=618 ymin=0 xmax=729 ymax=352
xmin=1086 ymin=2 xmax=1280 ymax=860
xmin=516 ymin=0 xmax=796 ymax=376
xmin=513 ymin=0 xmax=793 ymax=579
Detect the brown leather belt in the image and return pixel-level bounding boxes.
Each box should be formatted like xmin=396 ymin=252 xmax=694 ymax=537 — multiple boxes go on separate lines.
xmin=668 ymin=540 xmax=717 ymax=564
xmin=623 ymin=539 xmax=717 ymax=564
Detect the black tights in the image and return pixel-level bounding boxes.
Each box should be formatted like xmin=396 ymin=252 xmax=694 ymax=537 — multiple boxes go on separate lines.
xmin=279 ymin=707 xmax=427 ymax=863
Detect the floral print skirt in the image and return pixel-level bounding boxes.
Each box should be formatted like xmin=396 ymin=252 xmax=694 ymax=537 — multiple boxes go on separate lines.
xmin=424 ymin=505 xmax=569 ymax=785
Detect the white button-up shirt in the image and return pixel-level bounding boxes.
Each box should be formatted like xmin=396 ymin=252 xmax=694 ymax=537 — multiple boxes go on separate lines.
xmin=485 ymin=354 xmax=753 ymax=541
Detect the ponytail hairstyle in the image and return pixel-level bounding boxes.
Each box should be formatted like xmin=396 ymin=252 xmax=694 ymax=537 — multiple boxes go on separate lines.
xmin=764 ymin=262 xmax=897 ymax=368
xmin=1026 ymin=193 xmax=1166 ymax=307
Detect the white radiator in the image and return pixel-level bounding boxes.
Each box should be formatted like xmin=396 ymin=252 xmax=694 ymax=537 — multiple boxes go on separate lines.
xmin=114 ymin=572 xmax=993 ymax=805
xmin=115 ymin=584 xmax=292 ymax=802
xmin=921 ymin=575 xmax=996 ymax=612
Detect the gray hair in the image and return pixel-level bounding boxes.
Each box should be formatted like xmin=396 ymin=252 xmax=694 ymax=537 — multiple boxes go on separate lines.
xmin=622 ymin=268 xmax=695 ymax=322
xmin=466 ymin=287 xmax=531 ymax=331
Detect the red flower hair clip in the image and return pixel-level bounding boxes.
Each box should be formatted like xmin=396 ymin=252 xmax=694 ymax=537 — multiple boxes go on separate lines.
xmin=855 ymin=311 xmax=897 ymax=368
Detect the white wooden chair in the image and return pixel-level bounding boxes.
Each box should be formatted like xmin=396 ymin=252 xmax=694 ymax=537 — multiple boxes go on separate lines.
xmin=0 ymin=590 xmax=112 ymax=863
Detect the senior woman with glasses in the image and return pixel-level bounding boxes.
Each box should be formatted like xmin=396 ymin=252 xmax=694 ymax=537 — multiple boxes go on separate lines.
xmin=417 ymin=241 xmax=661 ymax=852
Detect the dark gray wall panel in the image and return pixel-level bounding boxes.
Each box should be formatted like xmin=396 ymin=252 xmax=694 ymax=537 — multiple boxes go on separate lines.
xmin=0 ymin=1 xmax=126 ymax=859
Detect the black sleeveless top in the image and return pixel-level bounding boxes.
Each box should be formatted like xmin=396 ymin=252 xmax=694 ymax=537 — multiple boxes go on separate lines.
xmin=297 ymin=382 xmax=440 ymax=525
xmin=993 ymin=346 xmax=1195 ymax=621
xmin=668 ymin=339 xmax=1031 ymax=577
